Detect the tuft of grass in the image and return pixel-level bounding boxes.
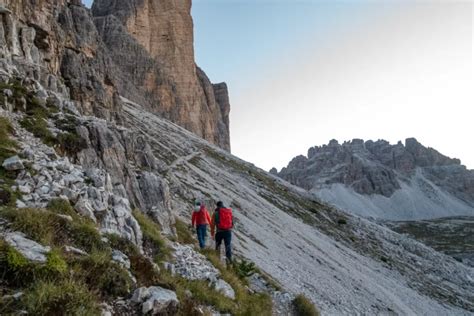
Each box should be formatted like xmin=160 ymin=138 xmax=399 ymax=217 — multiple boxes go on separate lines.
xmin=56 ymin=132 xmax=87 ymax=156
xmin=293 ymin=294 xmax=320 ymax=316
xmin=0 ymin=207 xmax=105 ymax=252
xmin=132 ymin=209 xmax=171 ymax=262
xmin=175 ymin=217 xmax=195 ymax=245
xmin=19 ymin=113 xmax=55 ymax=145
xmin=0 ymin=116 xmax=18 ymax=163
xmin=47 ymin=198 xmax=77 ymax=218
xmin=71 ymin=249 xmax=133 ymax=298
xmin=45 ymin=249 xmax=68 ymax=275
xmin=106 ymin=234 xmax=163 ymax=287
xmin=23 ymin=279 xmax=100 ymax=315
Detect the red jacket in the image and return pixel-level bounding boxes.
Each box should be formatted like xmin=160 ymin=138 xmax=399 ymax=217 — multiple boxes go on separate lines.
xmin=192 ymin=206 xmax=211 ymax=226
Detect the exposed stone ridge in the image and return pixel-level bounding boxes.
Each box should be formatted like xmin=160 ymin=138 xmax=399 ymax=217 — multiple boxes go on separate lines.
xmin=277 ymin=138 xmax=474 ymax=209
xmin=92 ymin=0 xmax=231 ymax=151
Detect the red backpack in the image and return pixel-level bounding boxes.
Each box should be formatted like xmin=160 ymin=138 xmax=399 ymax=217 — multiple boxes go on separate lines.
xmin=216 ymin=208 xmax=233 ymax=230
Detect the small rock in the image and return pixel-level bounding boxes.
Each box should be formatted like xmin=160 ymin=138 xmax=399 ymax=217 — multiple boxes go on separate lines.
xmin=112 ymin=249 xmax=131 ymax=270
xmin=131 ymin=286 xmax=179 ymax=315
xmin=64 ymin=245 xmax=88 ymax=256
xmin=2 ymin=156 xmax=24 ymax=171
xmin=75 ymin=198 xmax=97 ymax=222
xmin=18 ymin=185 xmax=31 ymax=194
xmin=16 ymin=200 xmax=27 ymax=208
xmin=212 ymin=279 xmax=235 ymax=300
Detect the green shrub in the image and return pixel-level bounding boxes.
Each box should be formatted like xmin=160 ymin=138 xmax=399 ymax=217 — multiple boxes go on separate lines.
xmin=233 ymin=258 xmax=257 ymax=279
xmin=293 ymin=294 xmax=320 ymax=316
xmin=23 ymin=279 xmax=100 ymax=315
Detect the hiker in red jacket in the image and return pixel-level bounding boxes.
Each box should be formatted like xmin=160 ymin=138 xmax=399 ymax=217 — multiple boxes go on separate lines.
xmin=210 ymin=201 xmax=233 ymax=263
xmin=192 ymin=201 xmax=212 ymax=249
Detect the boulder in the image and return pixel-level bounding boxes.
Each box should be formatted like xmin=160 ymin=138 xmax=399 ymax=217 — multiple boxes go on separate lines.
xmin=4 ymin=232 xmax=51 ymax=263
xmin=74 ymin=198 xmax=97 ymax=222
xmin=131 ymin=286 xmax=179 ymax=315
xmin=2 ymin=156 xmax=24 ymax=171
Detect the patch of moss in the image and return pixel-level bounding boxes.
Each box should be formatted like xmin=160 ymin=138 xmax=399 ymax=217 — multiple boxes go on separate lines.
xmin=293 ymin=294 xmax=320 ymax=316
xmin=45 ymin=249 xmax=68 ymax=275
xmin=6 ymin=246 xmax=29 ymax=269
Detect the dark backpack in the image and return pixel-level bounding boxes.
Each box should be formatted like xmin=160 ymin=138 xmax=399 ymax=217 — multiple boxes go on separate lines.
xmin=216 ymin=208 xmax=233 ymax=230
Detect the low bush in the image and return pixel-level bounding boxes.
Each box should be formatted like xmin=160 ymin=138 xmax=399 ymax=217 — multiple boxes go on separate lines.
xmin=293 ymin=294 xmax=320 ymax=316
xmin=56 ymin=132 xmax=87 ymax=156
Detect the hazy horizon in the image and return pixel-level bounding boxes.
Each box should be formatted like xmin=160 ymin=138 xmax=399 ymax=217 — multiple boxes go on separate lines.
xmin=84 ymin=0 xmax=474 ymax=171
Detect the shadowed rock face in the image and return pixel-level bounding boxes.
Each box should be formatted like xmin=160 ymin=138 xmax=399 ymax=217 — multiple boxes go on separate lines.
xmin=92 ymin=0 xmax=231 ymax=151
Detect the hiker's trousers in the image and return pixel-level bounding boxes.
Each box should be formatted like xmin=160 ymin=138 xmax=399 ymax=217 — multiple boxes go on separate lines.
xmin=196 ymin=224 xmax=208 ymax=249
xmin=215 ymin=230 xmax=232 ymax=261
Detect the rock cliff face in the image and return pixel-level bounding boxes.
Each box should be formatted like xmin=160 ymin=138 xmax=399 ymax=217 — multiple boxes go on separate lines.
xmin=277 ymin=139 xmax=474 ymax=220
xmin=92 ymin=0 xmax=231 ymax=150
xmin=0 ymin=0 xmax=230 ymax=150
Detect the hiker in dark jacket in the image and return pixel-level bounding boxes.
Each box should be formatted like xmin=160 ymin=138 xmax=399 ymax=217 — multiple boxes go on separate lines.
xmin=192 ymin=201 xmax=212 ymax=249
xmin=210 ymin=201 xmax=233 ymax=263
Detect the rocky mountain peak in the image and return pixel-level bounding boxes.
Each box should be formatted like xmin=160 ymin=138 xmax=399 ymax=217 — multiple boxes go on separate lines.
xmin=277 ymin=138 xmax=474 ymax=220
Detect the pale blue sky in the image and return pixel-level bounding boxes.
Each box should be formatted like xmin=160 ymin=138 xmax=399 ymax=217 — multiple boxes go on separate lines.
xmin=83 ymin=1 xmax=473 ymax=170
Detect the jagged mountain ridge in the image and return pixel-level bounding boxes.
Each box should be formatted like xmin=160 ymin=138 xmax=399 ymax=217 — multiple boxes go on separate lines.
xmin=0 ymin=0 xmax=473 ymax=314
xmin=274 ymin=138 xmax=474 ymax=220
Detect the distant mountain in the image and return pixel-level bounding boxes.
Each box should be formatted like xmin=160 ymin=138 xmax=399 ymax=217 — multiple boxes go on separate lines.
xmin=273 ymin=138 xmax=474 ymax=220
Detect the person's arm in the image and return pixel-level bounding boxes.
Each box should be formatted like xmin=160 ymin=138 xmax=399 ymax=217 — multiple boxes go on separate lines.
xmin=192 ymin=211 xmax=196 ymax=227
xmin=205 ymin=210 xmax=211 ymax=225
